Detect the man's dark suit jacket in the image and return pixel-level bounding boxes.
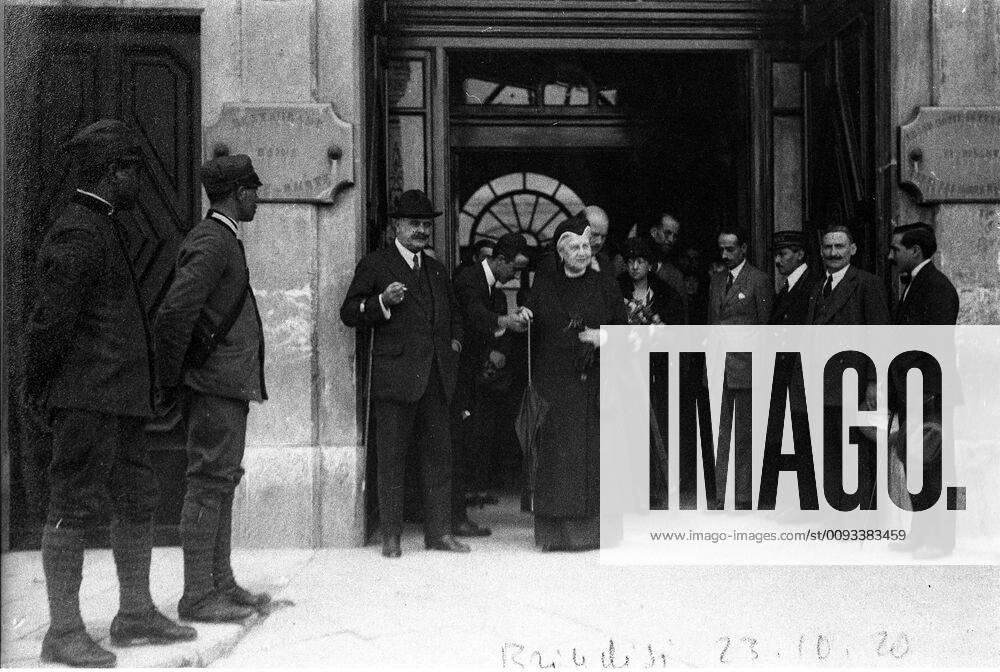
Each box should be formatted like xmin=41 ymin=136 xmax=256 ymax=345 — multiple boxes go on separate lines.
xmin=889 ymin=261 xmax=959 ymax=411
xmin=806 ymin=265 xmax=889 ymax=326
xmin=25 ymin=192 xmax=154 ymax=417
xmin=769 ymin=264 xmax=819 ymax=325
xmin=340 ymin=246 xmax=463 ymax=404
xmin=452 ymin=262 xmax=509 ymax=400
xmin=807 ymin=264 xmax=890 ymax=406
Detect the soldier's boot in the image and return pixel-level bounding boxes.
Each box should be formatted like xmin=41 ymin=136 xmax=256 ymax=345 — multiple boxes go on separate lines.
xmin=178 ymin=493 xmax=253 ymax=623
xmin=40 ymin=525 xmax=116 ymax=668
xmin=109 ymin=519 xmax=196 ymax=646
xmin=212 ymin=492 xmax=270 ymax=608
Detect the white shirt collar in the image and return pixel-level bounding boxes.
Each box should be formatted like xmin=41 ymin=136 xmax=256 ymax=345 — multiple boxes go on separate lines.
xmin=910 ymin=258 xmax=932 ymax=279
xmin=481 ymin=257 xmax=497 ymax=288
xmin=826 ymin=264 xmax=850 ymax=289
xmin=395 ymin=237 xmax=420 ymax=269
xmin=208 ymin=210 xmax=239 ymax=236
xmin=75 ymin=189 xmax=114 ymax=213
xmin=786 ymin=262 xmax=808 ymax=290
xmin=730 ymin=259 xmax=747 ymax=279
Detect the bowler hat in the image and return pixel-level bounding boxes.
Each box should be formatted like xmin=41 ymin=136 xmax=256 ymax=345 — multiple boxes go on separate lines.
xmin=200 ymin=154 xmax=262 ymax=198
xmin=61 ymin=119 xmax=142 ymax=170
xmin=771 ymin=230 xmax=805 ymax=251
xmin=389 ymin=189 xmax=442 ymax=218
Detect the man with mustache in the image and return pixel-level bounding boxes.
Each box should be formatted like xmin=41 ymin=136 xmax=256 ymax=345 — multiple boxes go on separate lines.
xmin=807 ymin=224 xmax=889 ymax=511
xmin=707 ymin=225 xmax=773 ymax=509
xmin=341 ymin=189 xmax=469 ymax=558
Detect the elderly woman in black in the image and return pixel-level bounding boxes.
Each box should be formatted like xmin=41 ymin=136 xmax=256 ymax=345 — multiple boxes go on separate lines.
xmin=617 ymin=238 xmax=686 ymax=325
xmin=526 ymin=214 xmax=627 ymax=551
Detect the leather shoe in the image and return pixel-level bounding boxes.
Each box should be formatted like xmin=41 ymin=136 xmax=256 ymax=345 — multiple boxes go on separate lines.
xmin=110 ymin=608 xmax=197 ymax=647
xmin=178 ymin=592 xmax=255 ymax=623
xmin=381 ymin=534 xmax=402 ymax=558
xmin=41 ymin=628 xmax=116 ymax=668
xmin=453 ymin=518 xmax=491 ymax=537
xmin=425 ymin=534 xmax=471 ymax=553
xmin=220 ymin=580 xmax=271 ymax=608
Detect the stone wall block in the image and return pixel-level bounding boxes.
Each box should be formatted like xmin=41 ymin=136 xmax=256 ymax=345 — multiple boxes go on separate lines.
xmin=317 ymin=445 xmax=366 ymax=547
xmin=245 ymin=203 xmax=317 ymax=445
xmin=242 ymin=0 xmax=316 ymax=101
xmin=235 ymin=446 xmax=315 ymax=547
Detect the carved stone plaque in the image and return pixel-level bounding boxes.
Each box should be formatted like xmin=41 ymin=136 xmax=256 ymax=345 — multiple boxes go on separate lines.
xmin=899 ymin=107 xmax=1000 ymax=203
xmin=204 ymin=103 xmax=354 ymax=203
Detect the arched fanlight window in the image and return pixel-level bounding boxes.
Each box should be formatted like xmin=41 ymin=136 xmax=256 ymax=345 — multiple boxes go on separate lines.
xmin=457 ymin=172 xmax=585 ymax=251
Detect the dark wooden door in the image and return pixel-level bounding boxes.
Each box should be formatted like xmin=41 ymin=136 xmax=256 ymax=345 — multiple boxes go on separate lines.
xmin=4 ymin=8 xmax=200 ymax=548
xmin=801 ymin=0 xmax=889 ymax=274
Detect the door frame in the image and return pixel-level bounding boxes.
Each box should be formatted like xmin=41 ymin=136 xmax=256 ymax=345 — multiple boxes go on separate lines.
xmin=379 ymin=36 xmax=797 ymax=274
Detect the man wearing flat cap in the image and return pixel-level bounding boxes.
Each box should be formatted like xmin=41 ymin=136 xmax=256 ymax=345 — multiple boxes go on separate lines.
xmin=154 ymin=154 xmax=269 ymax=621
xmin=341 ymin=188 xmax=469 ymax=558
xmin=769 ymin=230 xmax=819 ymax=325
xmin=23 ymin=119 xmax=196 ymax=667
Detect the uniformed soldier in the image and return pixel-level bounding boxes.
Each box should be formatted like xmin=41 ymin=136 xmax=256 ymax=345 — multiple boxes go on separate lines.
xmin=23 ymin=119 xmax=196 ymax=667
xmin=155 ymin=155 xmax=270 ymax=621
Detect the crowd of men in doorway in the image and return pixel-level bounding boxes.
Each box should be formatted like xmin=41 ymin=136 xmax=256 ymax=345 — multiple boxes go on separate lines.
xmin=19 ymin=118 xmax=960 ymax=667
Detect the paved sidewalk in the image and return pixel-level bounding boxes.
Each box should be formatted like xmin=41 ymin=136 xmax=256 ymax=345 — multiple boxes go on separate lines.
xmin=1 ymin=547 xmax=313 ymax=668
xmin=3 ymin=500 xmax=999 ymax=669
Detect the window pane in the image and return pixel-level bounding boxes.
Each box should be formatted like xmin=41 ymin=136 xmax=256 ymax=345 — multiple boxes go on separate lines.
xmin=387 ymin=114 xmax=425 ymax=199
xmin=388 ymin=59 xmax=424 ymax=109
xmin=772 ymin=62 xmax=801 ymax=109
xmin=464 ymin=78 xmax=497 ymax=105
xmin=491 ymin=85 xmax=531 ymax=105
xmin=773 ymin=115 xmax=803 ymax=231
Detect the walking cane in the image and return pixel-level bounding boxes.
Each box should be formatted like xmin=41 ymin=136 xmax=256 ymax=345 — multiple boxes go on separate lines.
xmin=362 ymin=329 xmax=375 ymax=447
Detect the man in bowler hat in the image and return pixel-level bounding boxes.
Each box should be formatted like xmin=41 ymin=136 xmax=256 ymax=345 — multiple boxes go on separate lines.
xmin=23 ymin=119 xmax=196 ymax=666
xmin=341 ymin=189 xmax=470 ymax=558
xmin=154 ymin=154 xmax=270 ymax=621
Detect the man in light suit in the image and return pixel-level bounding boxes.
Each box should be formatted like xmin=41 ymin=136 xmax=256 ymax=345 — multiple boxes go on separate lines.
xmin=340 ymin=189 xmax=469 ymax=558
xmin=707 ymin=225 xmax=772 ymax=509
xmin=886 ymin=222 xmax=959 ymax=559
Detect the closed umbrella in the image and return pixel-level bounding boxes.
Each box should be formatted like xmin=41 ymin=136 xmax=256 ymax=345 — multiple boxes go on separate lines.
xmin=515 ymin=319 xmax=550 ymax=510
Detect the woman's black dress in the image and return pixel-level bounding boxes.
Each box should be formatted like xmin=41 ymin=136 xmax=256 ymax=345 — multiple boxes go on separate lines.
xmin=527 ymin=266 xmax=627 ymax=550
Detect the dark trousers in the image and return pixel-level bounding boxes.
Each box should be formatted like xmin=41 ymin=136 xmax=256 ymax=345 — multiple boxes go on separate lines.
xmin=182 ymin=389 xmax=249 ymax=498
xmin=374 ymin=360 xmax=452 ymax=541
xmin=451 ymin=387 xmax=503 ymax=520
xmin=47 ymin=409 xmax=158 ymax=527
xmin=895 ymin=403 xmax=955 ymax=551
xmin=717 ymin=386 xmax=753 ymax=508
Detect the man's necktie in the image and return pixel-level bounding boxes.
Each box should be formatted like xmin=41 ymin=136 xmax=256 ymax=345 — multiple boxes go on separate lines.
xmin=412 ymin=253 xmax=421 ymax=271
xmin=777 ymin=278 xmax=789 ymax=297
xmin=725 ymin=273 xmax=734 ymax=295
xmin=822 ymin=274 xmax=833 ymax=299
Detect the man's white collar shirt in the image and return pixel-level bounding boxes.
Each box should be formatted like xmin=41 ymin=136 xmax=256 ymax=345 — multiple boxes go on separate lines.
xmin=786 ymin=262 xmax=808 ymax=291
xmin=395 ymin=238 xmax=420 ymax=269
xmin=208 ymin=210 xmax=239 ymax=236
xmin=481 ymin=257 xmax=497 ymax=289
xmin=76 ymin=189 xmax=114 ymax=214
xmin=826 ymin=264 xmax=850 ymax=290
xmin=910 ymin=258 xmax=931 ymax=279
xmin=730 ymin=259 xmax=747 ymax=281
